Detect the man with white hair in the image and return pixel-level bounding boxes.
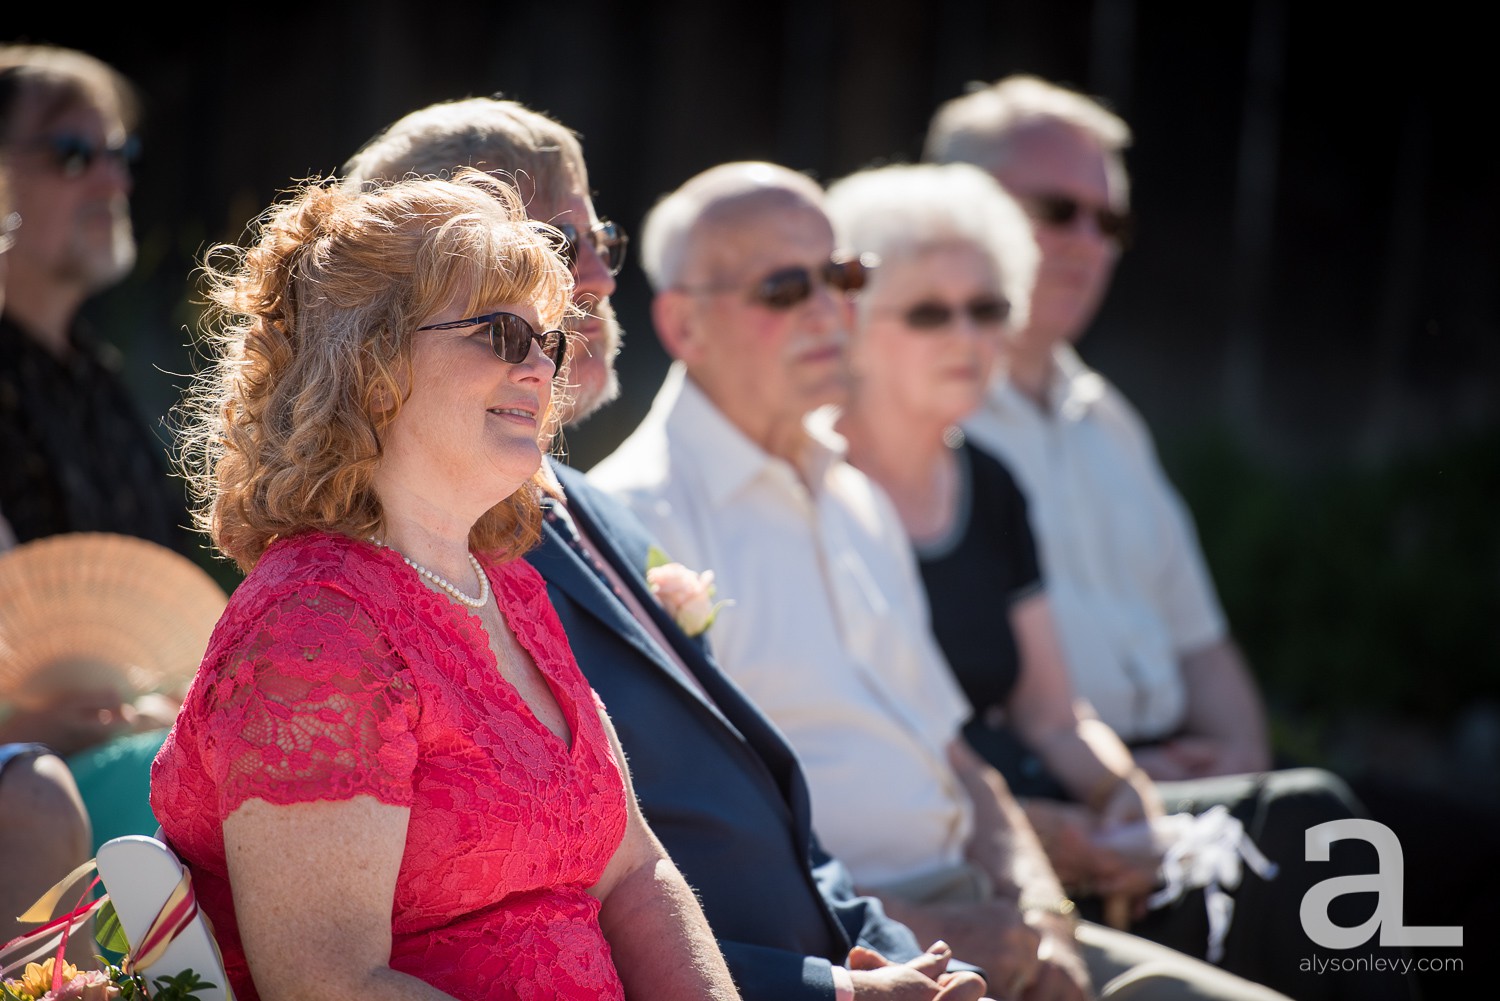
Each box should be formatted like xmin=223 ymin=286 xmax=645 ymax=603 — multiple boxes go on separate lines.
xmin=0 ymin=44 xmax=185 ymax=551
xmin=923 ymin=74 xmax=1266 ymax=783
xmin=591 ymin=158 xmax=1291 ymax=1001
xmin=924 ymin=76 xmax=1424 ymax=1001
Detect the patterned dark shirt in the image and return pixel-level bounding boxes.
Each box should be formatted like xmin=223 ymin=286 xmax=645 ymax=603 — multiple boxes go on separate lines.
xmin=0 ymin=312 xmax=188 ymax=551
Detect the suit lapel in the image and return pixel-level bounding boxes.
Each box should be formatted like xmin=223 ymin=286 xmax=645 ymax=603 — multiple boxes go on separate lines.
xmin=528 ymin=522 xmax=635 ymax=635
xmin=549 ymin=465 xmax=817 ymax=827
xmin=533 ymin=512 xmax=741 ymax=735
xmin=562 ymin=485 xmax=711 ymax=658
xmin=545 ymin=466 xmax=849 ymax=950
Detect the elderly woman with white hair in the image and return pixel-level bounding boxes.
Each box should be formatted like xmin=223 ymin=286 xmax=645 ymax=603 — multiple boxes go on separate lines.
xmin=823 ymin=163 xmax=1410 ymax=1001
xmin=826 ymin=161 xmax=1166 ymax=914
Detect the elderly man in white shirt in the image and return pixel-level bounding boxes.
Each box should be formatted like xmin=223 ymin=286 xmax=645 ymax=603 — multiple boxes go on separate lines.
xmin=923 ymin=75 xmax=1269 ymax=779
xmin=971 ymin=344 xmax=1228 ymax=751
xmin=596 ymin=360 xmax=974 ymax=890
xmin=919 ymin=77 xmax=1436 ymax=1001
xmin=590 ymin=159 xmax=1290 ymax=1001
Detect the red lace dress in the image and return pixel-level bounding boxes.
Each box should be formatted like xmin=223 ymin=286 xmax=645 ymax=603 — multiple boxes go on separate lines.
xmin=150 ymin=532 xmax=628 ymax=1001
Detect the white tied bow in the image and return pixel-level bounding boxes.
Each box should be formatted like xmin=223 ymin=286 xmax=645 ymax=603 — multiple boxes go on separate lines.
xmin=1098 ymin=806 xmax=1279 ymax=963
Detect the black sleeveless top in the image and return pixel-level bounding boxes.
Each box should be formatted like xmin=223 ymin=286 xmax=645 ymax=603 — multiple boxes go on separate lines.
xmin=915 ymin=439 xmax=1043 ymax=716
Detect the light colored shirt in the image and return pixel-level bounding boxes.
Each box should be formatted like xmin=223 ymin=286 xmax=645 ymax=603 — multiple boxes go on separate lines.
xmin=589 ymin=362 xmax=973 ymax=887
xmin=962 ymin=345 xmax=1228 ymax=742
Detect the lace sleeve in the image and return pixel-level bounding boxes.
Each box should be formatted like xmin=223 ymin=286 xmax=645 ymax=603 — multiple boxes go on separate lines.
xmin=200 ymin=584 xmax=420 ymax=819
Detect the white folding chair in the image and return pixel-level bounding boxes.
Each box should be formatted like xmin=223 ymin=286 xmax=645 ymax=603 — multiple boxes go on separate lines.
xmin=94 ymin=834 xmax=234 ymax=1000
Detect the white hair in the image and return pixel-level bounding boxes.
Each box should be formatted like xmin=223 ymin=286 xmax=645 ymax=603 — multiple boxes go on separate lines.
xmin=640 ymin=161 xmax=825 ymax=292
xmin=923 ymin=74 xmax=1131 ymax=193
xmin=824 ymin=161 xmax=1039 ymax=332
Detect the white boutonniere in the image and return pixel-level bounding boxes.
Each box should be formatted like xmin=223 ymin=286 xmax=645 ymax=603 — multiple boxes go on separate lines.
xmin=645 ymin=545 xmax=726 ymax=637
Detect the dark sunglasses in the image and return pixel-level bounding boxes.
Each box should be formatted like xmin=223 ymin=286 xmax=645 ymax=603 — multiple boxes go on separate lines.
xmin=555 ymin=219 xmax=629 ymax=276
xmin=900 ymin=296 xmax=1011 ymax=330
xmin=29 ymin=133 xmax=142 ymax=179
xmin=684 ymin=254 xmax=878 ymax=310
xmin=1025 ymin=194 xmax=1133 ymax=247
xmin=417 ymin=311 xmax=568 ymax=368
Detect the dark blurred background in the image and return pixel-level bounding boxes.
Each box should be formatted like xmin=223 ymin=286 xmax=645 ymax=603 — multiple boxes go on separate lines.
xmin=8 ymin=1 xmax=1497 ymax=799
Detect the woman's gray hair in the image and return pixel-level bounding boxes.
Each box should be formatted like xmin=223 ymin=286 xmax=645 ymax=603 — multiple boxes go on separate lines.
xmin=824 ymin=161 xmax=1039 ymax=331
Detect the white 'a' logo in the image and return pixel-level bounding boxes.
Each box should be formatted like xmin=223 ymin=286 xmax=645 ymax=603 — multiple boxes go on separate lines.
xmin=1300 ymin=819 xmax=1462 ymax=949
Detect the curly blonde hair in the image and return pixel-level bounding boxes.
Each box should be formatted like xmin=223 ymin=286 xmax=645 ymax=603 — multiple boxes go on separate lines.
xmin=177 ymin=168 xmax=575 ymax=571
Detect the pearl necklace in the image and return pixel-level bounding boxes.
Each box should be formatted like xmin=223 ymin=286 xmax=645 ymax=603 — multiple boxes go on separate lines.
xmin=369 ymin=537 xmax=490 ymax=608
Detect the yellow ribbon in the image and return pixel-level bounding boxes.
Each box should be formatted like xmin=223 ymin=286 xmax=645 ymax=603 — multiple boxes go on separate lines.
xmin=126 ymin=867 xmax=193 ymax=973
xmin=16 ymin=859 xmax=99 ymax=924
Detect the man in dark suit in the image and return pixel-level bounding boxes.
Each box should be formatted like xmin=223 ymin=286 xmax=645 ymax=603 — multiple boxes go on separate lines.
xmin=341 ymin=97 xmax=985 ymax=1001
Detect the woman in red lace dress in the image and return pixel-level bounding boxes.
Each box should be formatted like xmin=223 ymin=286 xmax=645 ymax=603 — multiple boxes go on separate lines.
xmin=151 ymin=170 xmax=738 ymax=1001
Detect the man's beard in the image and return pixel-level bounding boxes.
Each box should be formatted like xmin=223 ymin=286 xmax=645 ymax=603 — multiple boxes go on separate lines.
xmin=563 ymin=305 xmax=623 ymax=427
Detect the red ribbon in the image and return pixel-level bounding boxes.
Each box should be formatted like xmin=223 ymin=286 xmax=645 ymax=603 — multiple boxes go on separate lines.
xmin=4 ymin=851 xmax=229 ymax=997
xmin=127 ymin=868 xmax=198 ymax=973
xmin=0 ymin=873 xmax=105 ymax=982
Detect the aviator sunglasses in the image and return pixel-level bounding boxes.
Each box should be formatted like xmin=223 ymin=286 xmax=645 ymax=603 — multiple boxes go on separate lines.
xmin=555 ymin=219 xmax=629 ymax=276
xmin=417 ymin=311 xmax=569 ymax=368
xmin=682 ymin=254 xmax=878 ymax=310
xmin=1025 ymin=193 xmax=1133 ymax=247
xmin=899 ymin=296 xmax=1012 ymax=330
xmin=27 ymin=133 xmax=142 ymax=179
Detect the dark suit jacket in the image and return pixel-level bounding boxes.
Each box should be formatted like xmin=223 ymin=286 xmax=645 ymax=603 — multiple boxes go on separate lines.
xmin=529 ymin=462 xmax=921 ymax=1000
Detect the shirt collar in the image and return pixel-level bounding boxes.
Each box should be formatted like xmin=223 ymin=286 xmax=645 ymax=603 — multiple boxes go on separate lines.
xmin=990 ymin=344 xmax=1108 ymax=422
xmin=661 ymin=360 xmax=844 ymax=508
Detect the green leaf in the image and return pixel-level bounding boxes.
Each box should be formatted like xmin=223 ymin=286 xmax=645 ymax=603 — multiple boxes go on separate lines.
xmin=149 ymin=968 xmax=215 ymax=1001
xmin=94 ymin=898 xmax=131 ymax=955
xmin=645 ymin=545 xmax=672 ymax=570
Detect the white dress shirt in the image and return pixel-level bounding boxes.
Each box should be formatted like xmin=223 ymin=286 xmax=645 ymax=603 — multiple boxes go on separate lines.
xmin=962 ymin=345 xmax=1228 ymax=742
xmin=589 ymin=362 xmax=973 ymax=887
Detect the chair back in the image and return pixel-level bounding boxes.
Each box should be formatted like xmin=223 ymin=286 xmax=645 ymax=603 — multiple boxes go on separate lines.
xmin=94 ymin=835 xmax=234 ymax=1000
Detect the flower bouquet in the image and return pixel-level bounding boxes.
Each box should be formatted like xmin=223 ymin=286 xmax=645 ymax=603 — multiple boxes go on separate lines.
xmin=0 ymin=953 xmax=212 ymax=1001
xmin=1 ymin=957 xmax=113 ymax=1001
xmin=2 ymin=871 xmax=217 ymax=1001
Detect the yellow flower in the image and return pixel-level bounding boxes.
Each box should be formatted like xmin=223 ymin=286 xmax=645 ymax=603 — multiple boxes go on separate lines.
xmin=8 ymin=957 xmax=80 ymax=999
xmin=3 ymin=957 xmax=115 ymax=1001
